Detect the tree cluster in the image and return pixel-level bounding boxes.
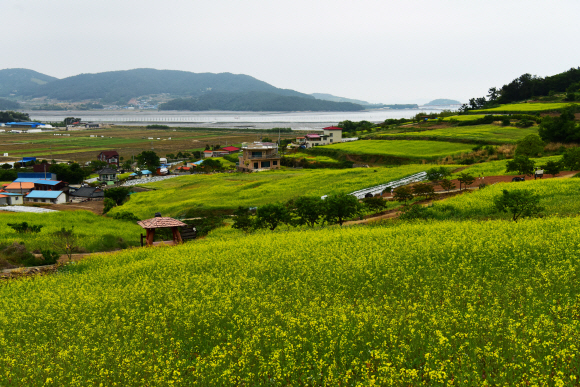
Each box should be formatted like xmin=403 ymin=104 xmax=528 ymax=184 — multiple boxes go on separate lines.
xmin=232 ymin=193 xmax=368 ymax=233
xmin=0 ymin=110 xmax=30 ymax=123
xmin=538 ymin=107 xmax=580 ymax=143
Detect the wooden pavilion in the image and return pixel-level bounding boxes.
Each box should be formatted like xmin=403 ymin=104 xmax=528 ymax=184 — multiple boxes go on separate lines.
xmin=137 ymin=213 xmax=187 ymax=247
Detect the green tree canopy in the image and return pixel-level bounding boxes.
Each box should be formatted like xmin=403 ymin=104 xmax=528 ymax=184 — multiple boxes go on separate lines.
xmin=255 ymin=203 xmax=291 ymax=231
xmin=515 ymin=134 xmax=544 ymax=157
xmin=292 ymin=196 xmax=326 ymax=228
xmin=506 ymin=156 xmax=535 ymax=176
xmin=136 ymin=151 xmax=161 ymax=171
xmin=538 ymin=107 xmax=580 ymax=143
xmin=324 ymin=193 xmax=362 ymax=226
xmin=493 ymin=189 xmax=544 ymax=222
xmin=560 ymin=147 xmax=580 ymax=170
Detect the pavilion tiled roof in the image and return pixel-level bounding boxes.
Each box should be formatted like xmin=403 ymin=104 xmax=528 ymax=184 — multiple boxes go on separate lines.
xmin=323 ymin=126 xmax=343 ymax=130
xmin=137 ymin=217 xmax=187 ymax=229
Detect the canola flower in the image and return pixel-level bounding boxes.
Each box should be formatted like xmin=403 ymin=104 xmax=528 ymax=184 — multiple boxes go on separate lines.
xmin=1 ymin=217 xmax=580 ymax=385
xmin=429 ymin=177 xmax=580 ymax=219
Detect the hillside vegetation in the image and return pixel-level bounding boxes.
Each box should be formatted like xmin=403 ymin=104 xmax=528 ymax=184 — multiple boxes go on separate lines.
xmin=111 ymin=166 xmax=431 ymax=218
xmin=2 ymin=214 xmax=580 ymax=385
xmin=0 ymin=68 xmax=57 ymax=97
xmin=159 ymin=91 xmax=364 ymax=112
xmin=324 ymin=140 xmax=474 ymax=159
xmin=380 ymin=124 xmax=537 ymax=144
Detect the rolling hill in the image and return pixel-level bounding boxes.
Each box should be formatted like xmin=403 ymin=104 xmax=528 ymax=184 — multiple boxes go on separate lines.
xmin=0 ymin=68 xmax=365 ymax=111
xmin=159 ymin=91 xmax=364 ymax=111
xmin=0 ymin=68 xmax=57 ymax=97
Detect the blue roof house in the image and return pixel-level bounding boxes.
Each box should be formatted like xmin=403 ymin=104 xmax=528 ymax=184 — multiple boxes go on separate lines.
xmin=25 ymin=190 xmax=67 ymax=204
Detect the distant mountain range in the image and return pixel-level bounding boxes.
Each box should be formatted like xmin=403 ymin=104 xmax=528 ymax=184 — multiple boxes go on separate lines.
xmin=0 ymin=68 xmax=365 ymax=112
xmin=310 ymin=93 xmax=371 ymax=106
xmin=424 ymin=99 xmax=462 ymax=105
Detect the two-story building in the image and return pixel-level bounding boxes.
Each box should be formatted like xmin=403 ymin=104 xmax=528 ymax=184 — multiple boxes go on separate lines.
xmin=296 ymin=126 xmax=343 ymax=148
xmin=97 ymin=151 xmax=120 ymax=167
xmin=238 ymin=142 xmax=281 ymax=172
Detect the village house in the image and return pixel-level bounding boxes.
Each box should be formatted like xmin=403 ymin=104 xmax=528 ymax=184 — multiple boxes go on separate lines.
xmin=0 ymin=193 xmax=24 ymax=205
xmin=97 ymin=151 xmax=120 ymax=167
xmin=3 ymin=181 xmax=35 ymax=194
xmin=238 ymin=142 xmax=281 ymax=172
xmin=25 ymin=190 xmax=67 ymax=204
xmin=69 ymin=187 xmax=104 ymax=201
xmin=96 ymin=167 xmax=118 ymax=182
xmin=296 ymin=126 xmax=343 ymax=148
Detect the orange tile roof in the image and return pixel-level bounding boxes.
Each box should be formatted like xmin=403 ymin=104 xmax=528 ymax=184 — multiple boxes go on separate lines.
xmin=5 ymin=182 xmax=35 ymax=190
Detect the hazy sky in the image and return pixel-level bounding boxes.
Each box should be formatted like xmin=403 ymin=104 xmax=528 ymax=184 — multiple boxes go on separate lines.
xmin=3 ymin=0 xmax=580 ymax=104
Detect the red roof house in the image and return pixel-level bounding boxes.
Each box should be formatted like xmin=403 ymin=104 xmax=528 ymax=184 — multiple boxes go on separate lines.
xmin=97 ymin=151 xmax=120 ymax=167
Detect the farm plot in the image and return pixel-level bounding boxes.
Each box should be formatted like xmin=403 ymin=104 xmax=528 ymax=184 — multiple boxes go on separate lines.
xmin=111 ymin=165 xmax=431 ymax=218
xmin=1 ymin=216 xmax=580 ymax=385
xmin=324 ymin=140 xmax=474 ymax=159
xmin=380 ymin=124 xmax=537 ymax=144
xmin=283 ymin=152 xmax=341 ymax=164
xmin=0 ymin=127 xmax=291 ymax=164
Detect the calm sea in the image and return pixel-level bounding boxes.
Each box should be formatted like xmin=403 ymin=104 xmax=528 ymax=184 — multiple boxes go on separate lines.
xmin=27 ymin=106 xmax=460 ymax=130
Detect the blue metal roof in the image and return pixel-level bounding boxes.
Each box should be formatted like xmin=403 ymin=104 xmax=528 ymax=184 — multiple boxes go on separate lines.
xmin=26 ymin=191 xmax=64 ymax=199
xmin=192 ymin=160 xmax=204 ymax=165
xmin=130 ymin=170 xmax=152 ymax=176
xmin=2 ymin=193 xmax=24 ymax=196
xmin=13 ymin=178 xmax=61 ymax=185
xmin=34 ymin=180 xmax=62 ymax=186
xmin=6 ymin=122 xmax=43 ymax=128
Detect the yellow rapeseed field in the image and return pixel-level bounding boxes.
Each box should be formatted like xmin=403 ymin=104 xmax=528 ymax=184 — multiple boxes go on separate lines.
xmin=1 ymin=216 xmax=580 ymax=385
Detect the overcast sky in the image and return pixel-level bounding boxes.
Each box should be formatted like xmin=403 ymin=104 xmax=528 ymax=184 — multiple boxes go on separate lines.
xmin=2 ymin=0 xmax=580 ymax=104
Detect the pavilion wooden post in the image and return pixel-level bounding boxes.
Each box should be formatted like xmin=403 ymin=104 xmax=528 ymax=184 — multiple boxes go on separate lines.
xmin=171 ymin=227 xmax=183 ymax=244
xmin=146 ymin=229 xmax=155 ymax=246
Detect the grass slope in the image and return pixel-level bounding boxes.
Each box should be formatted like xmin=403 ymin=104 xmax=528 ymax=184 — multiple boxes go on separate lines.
xmin=431 ymin=177 xmax=580 ymax=219
xmin=473 ymin=102 xmax=579 ymax=113
xmin=0 ymin=211 xmax=143 ymax=252
xmin=112 ymin=166 xmax=430 ymax=218
xmin=453 ymin=155 xmax=561 ymax=177
xmin=324 ymin=140 xmax=474 ymax=159
xmin=1 ymin=216 xmax=580 ymax=385
xmin=380 ymin=124 xmax=537 ymax=144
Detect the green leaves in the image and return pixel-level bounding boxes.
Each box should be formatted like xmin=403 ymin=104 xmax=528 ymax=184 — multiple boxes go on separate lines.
xmin=493 ymin=189 xmax=544 ymax=222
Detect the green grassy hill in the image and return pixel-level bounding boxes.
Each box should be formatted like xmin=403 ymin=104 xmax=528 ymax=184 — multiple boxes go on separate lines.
xmin=378 ymin=124 xmax=537 ymax=144
xmin=112 ymin=165 xmax=431 ymax=218
xmin=324 ymin=140 xmax=474 ymax=159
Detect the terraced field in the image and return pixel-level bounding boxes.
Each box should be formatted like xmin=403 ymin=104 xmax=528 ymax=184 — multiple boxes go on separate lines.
xmin=324 ymin=140 xmax=474 ymax=159
xmin=473 ymin=102 xmax=579 ymax=113
xmin=379 ymin=124 xmax=537 ymax=144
